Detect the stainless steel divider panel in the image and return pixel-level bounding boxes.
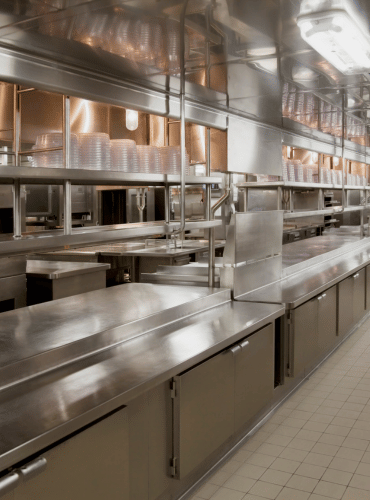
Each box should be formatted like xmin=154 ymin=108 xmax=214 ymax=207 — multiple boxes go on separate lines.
xmin=291 ymin=298 xmax=318 ymax=379
xmin=337 ymin=276 xmax=355 ymax=339
xmin=234 ymin=324 xmax=274 ymax=433
xmin=173 ymin=349 xmax=235 ymax=479
xmin=13 ymin=407 xmax=129 ymax=500
xmin=353 ymin=268 xmax=366 ymax=325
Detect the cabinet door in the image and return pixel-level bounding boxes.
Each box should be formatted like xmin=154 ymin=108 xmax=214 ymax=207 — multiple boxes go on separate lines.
xmin=234 ymin=324 xmax=274 ymax=432
xmin=291 ymin=298 xmax=318 ymax=378
xmin=337 ymin=276 xmax=354 ymax=339
xmin=353 ymin=268 xmax=366 ymax=325
xmin=317 ymin=286 xmax=337 ymax=356
xmin=15 ymin=407 xmax=129 ymax=500
xmin=366 ymin=265 xmax=370 ymax=310
xmin=173 ymin=349 xmax=235 ymax=479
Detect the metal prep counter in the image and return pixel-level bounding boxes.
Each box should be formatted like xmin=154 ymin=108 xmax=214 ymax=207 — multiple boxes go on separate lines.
xmin=0 ymin=283 xmax=283 ymax=475
xmin=26 ymin=260 xmax=110 ymax=304
xmin=36 ymin=240 xmax=225 ymax=284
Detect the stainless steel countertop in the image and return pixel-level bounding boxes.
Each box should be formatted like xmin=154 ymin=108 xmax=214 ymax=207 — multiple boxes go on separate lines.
xmin=0 ymin=286 xmax=283 ymax=472
xmin=26 ymin=260 xmax=111 ymax=279
xmin=239 ymin=237 xmax=370 ymax=308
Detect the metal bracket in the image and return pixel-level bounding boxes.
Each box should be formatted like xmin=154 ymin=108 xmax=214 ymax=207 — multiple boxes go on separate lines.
xmin=170 ymin=380 xmax=176 ymax=399
xmin=170 ymin=457 xmax=177 ymax=477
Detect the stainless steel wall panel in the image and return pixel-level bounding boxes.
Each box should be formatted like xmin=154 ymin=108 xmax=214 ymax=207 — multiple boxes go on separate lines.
xmin=228 ymin=116 xmax=282 ymax=175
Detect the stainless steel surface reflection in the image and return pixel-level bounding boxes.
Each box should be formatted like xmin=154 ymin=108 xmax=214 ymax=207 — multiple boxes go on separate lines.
xmin=26 ymin=260 xmax=110 ymax=279
xmin=0 ymin=284 xmax=230 ymax=378
xmin=0 ymin=300 xmax=283 ymax=473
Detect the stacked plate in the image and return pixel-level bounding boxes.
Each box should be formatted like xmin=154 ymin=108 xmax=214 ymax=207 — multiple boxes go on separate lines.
xmin=303 ymin=167 xmax=313 ymax=183
xmin=31 ymin=133 xmax=79 ymax=168
xmin=157 ymin=146 xmax=190 ymax=175
xmin=110 ymin=139 xmax=138 ymax=172
xmin=78 ymin=133 xmax=111 ymax=170
xmin=321 ymin=168 xmax=331 ymax=184
xmin=136 ymin=145 xmax=161 ymax=173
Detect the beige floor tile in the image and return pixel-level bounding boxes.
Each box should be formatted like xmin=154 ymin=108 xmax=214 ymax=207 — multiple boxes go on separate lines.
xmin=270 ymin=458 xmax=300 ymax=474
xmin=265 ymin=434 xmax=293 ymax=447
xmin=246 ymin=453 xmax=276 ymax=468
xmin=235 ymin=463 xmax=266 ymax=480
xmin=327 ymin=393 xmax=349 ymax=402
xmin=286 ymin=474 xmax=318 ymax=493
xmin=303 ymin=421 xmax=329 ymax=433
xmin=209 ymin=486 xmax=245 ymax=500
xmin=342 ymin=486 xmax=370 ymax=500
xmin=318 ymin=433 xmax=345 ymax=446
xmin=283 ymin=418 xmax=308 ymax=429
xmin=337 ymin=409 xmax=362 ymax=419
xmin=342 ymin=437 xmax=369 ymax=451
xmin=276 ymin=487 xmax=310 ymax=500
xmin=223 ymin=475 xmax=256 ymax=493
xmin=356 ymin=462 xmax=370 ymax=476
xmin=256 ymin=444 xmax=285 ymax=458
xmin=220 ymin=460 xmax=242 ymax=474
xmin=233 ymin=450 xmax=253 ymax=463
xmin=274 ymin=425 xmax=300 ymax=438
xmin=288 ymin=438 xmax=316 ymax=452
xmin=259 ymin=469 xmax=291 ymax=487
xmin=279 ymin=448 xmax=309 ymax=462
xmin=294 ymin=463 xmax=326 ymax=480
xmin=248 ymin=480 xmax=283 ymax=499
xmin=310 ymin=442 xmax=339 ymax=456
xmin=350 ymin=474 xmax=370 ymax=492
xmin=330 ymin=416 xmax=357 ymax=428
xmin=342 ymin=402 xmax=366 ymax=412
xmin=361 ymin=452 xmax=370 ymax=464
xmin=355 ymin=420 xmax=370 ymax=431
xmin=303 ymin=397 xmax=326 ymax=406
xmin=313 ymin=480 xmax=346 ymax=499
xmin=319 ymin=400 xmax=344 ymax=409
xmin=290 ymin=410 xmax=315 ymax=421
xmin=303 ymin=452 xmax=332 ymax=467
xmin=262 ymin=423 xmax=280 ymax=434
xmin=208 ymin=470 xmax=232 ymax=486
xmin=347 ymin=396 xmax=369 ymax=404
xmin=296 ymin=429 xmax=323 ymax=442
xmin=309 ymin=414 xmax=334 ymax=425
xmin=324 ymin=424 xmax=351 ymax=437
xmin=296 ymin=403 xmax=320 ymax=413
xmin=243 ymin=495 xmax=275 ymax=500
xmin=309 ymin=494 xmax=338 ymax=500
xmin=244 ymin=440 xmax=265 ymax=452
xmin=329 ymin=456 xmax=360 ymax=473
xmin=195 ymin=483 xmax=220 ymax=499
xmin=321 ymin=468 xmax=353 ymax=485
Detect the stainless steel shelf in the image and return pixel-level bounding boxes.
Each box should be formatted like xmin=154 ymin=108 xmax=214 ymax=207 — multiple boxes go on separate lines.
xmin=237 ymin=181 xmax=369 ymax=190
xmin=284 ymin=206 xmax=365 ymax=219
xmin=0 ymin=166 xmax=222 ymax=186
xmin=0 ymin=220 xmax=222 ymax=257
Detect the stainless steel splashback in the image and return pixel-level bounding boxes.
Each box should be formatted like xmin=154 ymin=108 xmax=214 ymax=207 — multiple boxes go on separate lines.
xmin=221 ymin=211 xmax=283 ymax=298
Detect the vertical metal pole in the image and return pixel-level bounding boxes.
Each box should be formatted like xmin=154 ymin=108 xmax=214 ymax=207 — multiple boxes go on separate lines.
xmin=360 ymin=189 xmax=365 ymax=238
xmin=63 ymin=95 xmax=72 ymax=235
xmin=206 ymin=127 xmax=214 ymax=287
xmin=342 ymin=92 xmax=346 ymax=210
xmin=277 ymin=186 xmax=282 ymax=210
xmin=289 ymin=188 xmax=294 ymax=212
xmin=318 ymin=153 xmax=323 ymax=184
xmin=13 ymin=85 xmax=22 ymax=239
xmin=244 ymin=188 xmax=248 ymax=212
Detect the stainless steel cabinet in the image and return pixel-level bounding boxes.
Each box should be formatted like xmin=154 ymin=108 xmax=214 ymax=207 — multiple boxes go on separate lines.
xmin=173 ymin=349 xmax=235 ymax=479
xmin=338 ymin=269 xmax=366 ymax=338
xmin=234 ymin=324 xmax=274 ymax=432
xmin=290 ymin=286 xmax=336 ymax=378
xmin=366 ymin=265 xmax=370 ymax=310
xmin=173 ymin=325 xmax=275 ymax=479
xmin=13 ymin=407 xmax=129 ymax=500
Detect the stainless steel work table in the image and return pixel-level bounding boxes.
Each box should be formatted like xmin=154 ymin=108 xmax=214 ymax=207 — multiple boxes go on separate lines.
xmin=26 ymin=260 xmax=111 ymax=304
xmin=0 ymin=283 xmax=284 ymax=473
xmin=239 ymin=237 xmax=370 ymax=308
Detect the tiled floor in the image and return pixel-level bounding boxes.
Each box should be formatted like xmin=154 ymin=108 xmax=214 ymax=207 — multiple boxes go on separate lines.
xmin=189 ymin=317 xmax=370 ymax=500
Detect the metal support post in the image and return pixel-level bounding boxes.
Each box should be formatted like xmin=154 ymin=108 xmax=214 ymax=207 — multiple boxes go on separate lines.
xmin=277 ymin=186 xmax=282 ymax=210
xmin=13 ymin=84 xmax=22 ymax=239
xmin=63 ymin=95 xmax=72 ymax=235
xmin=318 ymin=153 xmax=323 ymax=184
xmin=289 ymin=188 xmax=294 ymax=212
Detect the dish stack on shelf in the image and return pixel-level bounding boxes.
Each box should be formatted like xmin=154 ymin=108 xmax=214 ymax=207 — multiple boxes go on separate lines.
xmin=302 ymin=165 xmax=313 ymax=183
xmin=157 ymin=146 xmax=190 ymax=175
xmin=110 ymin=139 xmax=139 ymax=172
xmin=321 ymin=168 xmax=331 ymax=184
xmin=79 ymin=133 xmax=111 ymax=170
xmin=30 ymin=133 xmax=79 ymax=168
xmin=136 ymin=145 xmax=161 ymax=173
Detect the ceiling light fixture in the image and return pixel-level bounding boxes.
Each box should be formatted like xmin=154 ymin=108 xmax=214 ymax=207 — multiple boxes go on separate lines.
xmin=126 ymin=109 xmax=139 ymax=131
xmin=297 ymin=0 xmax=370 ymax=75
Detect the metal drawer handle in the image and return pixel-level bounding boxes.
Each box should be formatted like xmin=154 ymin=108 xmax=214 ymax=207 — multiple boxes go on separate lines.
xmin=240 ymin=339 xmax=250 ymax=349
xmin=0 ymin=472 xmax=20 ymax=498
xmin=353 ymin=273 xmax=360 ymax=279
xmin=20 ymin=457 xmax=47 ymax=482
xmin=318 ymin=293 xmax=327 ymax=300
xmin=229 ymin=345 xmax=241 ymax=355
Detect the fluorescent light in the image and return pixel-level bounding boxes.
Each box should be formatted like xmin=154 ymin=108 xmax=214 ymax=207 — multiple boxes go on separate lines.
xmin=126 ymin=109 xmax=139 ymax=131
xmin=297 ymin=8 xmax=370 ymax=75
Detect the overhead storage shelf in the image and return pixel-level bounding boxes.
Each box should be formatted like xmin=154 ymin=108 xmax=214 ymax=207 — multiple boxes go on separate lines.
xmin=237 ymin=181 xmax=369 ymax=190
xmin=0 ymin=220 xmax=222 ymax=257
xmin=0 ymin=166 xmax=222 ymax=186
xmin=284 ymin=206 xmax=365 ymax=219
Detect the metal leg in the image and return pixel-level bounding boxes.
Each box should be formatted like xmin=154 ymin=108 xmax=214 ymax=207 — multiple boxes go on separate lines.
xmin=277 ymin=187 xmax=282 ymax=211
xmin=13 ymin=84 xmax=21 ymax=238
xmin=63 ymin=95 xmax=72 ymax=235
xmin=289 ymin=188 xmax=294 ymax=212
